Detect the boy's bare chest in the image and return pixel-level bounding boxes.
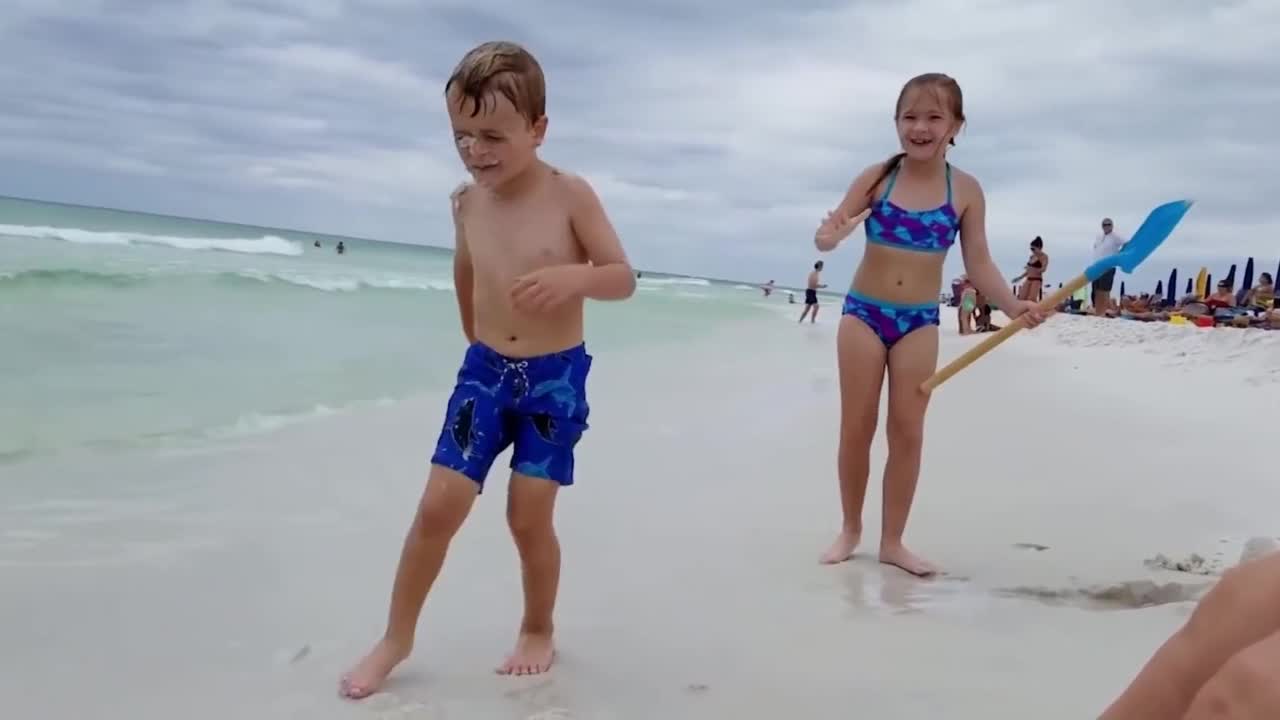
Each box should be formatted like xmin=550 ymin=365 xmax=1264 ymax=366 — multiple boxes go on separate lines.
xmin=465 ymin=211 xmax=581 ymax=277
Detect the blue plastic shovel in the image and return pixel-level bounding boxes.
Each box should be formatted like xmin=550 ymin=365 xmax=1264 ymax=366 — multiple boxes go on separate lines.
xmin=921 ymin=199 xmax=1195 ymax=393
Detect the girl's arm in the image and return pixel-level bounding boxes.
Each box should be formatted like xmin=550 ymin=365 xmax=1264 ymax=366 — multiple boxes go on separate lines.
xmin=814 ymin=162 xmax=884 ymax=251
xmin=956 ymin=175 xmax=1022 ymax=312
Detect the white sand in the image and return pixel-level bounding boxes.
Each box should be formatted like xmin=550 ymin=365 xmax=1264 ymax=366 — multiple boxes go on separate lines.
xmin=3 ymin=309 xmax=1279 ymax=719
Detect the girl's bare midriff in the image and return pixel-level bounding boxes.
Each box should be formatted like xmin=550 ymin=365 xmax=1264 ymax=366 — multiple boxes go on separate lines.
xmin=849 ymin=243 xmax=946 ymax=305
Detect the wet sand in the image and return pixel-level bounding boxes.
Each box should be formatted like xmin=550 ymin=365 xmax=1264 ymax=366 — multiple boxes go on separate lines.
xmin=2 ymin=310 xmax=1275 ymax=719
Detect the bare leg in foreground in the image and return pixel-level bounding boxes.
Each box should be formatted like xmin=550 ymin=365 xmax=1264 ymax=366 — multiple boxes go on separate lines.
xmin=877 ymin=326 xmax=938 ymax=577
xmin=497 ymin=472 xmax=561 ymax=675
xmin=1100 ymin=550 xmax=1280 ymax=719
xmin=339 ymin=467 xmax=478 ymax=699
xmin=820 ymin=316 xmax=887 ymax=564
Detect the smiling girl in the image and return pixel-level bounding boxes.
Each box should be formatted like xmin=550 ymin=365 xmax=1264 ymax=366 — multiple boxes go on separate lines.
xmin=813 ymin=73 xmax=1045 ymax=576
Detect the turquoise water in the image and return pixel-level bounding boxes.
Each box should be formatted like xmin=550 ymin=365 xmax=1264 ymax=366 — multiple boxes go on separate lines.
xmin=0 ymin=195 xmax=781 ymax=463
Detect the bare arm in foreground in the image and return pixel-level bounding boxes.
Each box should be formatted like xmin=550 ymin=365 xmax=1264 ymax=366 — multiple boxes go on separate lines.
xmin=1100 ymin=550 xmax=1280 ymax=719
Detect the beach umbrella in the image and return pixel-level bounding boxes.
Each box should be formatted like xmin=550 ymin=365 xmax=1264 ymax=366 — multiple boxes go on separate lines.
xmin=1206 ymin=273 xmax=1213 ymax=293
xmin=1168 ymin=269 xmax=1178 ymax=304
xmin=1225 ymin=263 xmax=1237 ymax=288
xmin=1185 ymin=277 xmax=1193 ymax=294
xmin=1275 ymin=260 xmax=1279 ymax=286
xmin=1120 ymin=281 xmax=1126 ymax=297
xmin=1238 ymin=258 xmax=1254 ymax=303
xmin=1155 ymin=280 xmax=1164 ymax=297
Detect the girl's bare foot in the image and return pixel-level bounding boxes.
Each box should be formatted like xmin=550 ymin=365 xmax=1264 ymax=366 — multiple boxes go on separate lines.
xmin=820 ymin=531 xmax=861 ymax=564
xmin=338 ymin=637 xmax=411 ymax=700
xmin=879 ymin=543 xmax=938 ymax=577
xmin=496 ymin=631 xmax=555 ymax=676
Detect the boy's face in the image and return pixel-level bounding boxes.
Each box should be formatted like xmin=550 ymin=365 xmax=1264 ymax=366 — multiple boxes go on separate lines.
xmin=448 ymin=89 xmax=546 ymax=189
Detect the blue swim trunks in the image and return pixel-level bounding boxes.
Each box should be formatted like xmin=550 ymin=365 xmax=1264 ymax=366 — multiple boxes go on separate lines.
xmin=430 ymin=342 xmax=592 ymax=490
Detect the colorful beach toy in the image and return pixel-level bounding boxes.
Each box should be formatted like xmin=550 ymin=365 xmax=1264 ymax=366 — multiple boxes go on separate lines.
xmin=921 ymin=199 xmax=1196 ymax=393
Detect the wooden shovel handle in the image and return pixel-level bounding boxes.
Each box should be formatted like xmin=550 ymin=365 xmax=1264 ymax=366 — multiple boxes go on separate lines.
xmin=920 ymin=273 xmax=1092 ymax=393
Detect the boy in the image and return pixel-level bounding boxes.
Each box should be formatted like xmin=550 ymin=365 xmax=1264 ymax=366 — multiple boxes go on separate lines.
xmin=339 ymin=40 xmax=635 ymax=700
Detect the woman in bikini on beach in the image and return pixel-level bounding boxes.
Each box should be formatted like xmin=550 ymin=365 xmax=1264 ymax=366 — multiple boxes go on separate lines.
xmin=812 ymin=72 xmax=1045 ymax=576
xmin=1013 ymin=236 xmax=1048 ymax=301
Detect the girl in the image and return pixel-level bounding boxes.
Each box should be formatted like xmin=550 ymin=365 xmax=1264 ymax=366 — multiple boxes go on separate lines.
xmin=813 ymin=73 xmax=1045 ymax=576
xmin=1013 ymin=236 xmax=1049 ymax=301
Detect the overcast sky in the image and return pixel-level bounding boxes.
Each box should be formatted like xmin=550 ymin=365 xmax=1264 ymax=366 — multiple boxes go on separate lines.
xmin=1 ymin=0 xmax=1277 ymax=289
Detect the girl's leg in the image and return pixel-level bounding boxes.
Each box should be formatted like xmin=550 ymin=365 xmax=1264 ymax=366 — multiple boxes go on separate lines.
xmin=820 ymin=315 xmax=888 ymax=564
xmin=879 ymin=324 xmax=940 ymax=576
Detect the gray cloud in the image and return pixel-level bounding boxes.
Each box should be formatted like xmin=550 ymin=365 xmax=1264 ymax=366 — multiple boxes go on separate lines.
xmin=1 ymin=0 xmax=1277 ymax=289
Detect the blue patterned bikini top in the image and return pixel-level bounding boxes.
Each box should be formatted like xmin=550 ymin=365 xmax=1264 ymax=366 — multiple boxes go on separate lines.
xmin=863 ymin=163 xmax=960 ymax=254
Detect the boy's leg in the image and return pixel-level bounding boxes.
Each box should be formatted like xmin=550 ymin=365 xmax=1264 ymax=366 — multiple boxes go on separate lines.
xmin=341 ymin=342 xmax=508 ymax=698
xmin=497 ymin=472 xmax=561 ymax=675
xmin=341 ymin=466 xmax=479 ymax=698
xmin=499 ymin=346 xmax=591 ymax=675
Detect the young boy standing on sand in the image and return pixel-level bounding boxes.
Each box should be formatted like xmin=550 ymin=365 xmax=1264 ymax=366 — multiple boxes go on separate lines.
xmin=340 ymin=40 xmax=636 ymax=699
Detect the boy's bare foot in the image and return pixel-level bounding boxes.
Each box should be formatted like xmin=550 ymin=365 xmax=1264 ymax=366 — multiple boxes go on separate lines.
xmin=496 ymin=631 xmax=555 ymax=676
xmin=338 ymin=637 xmax=411 ymax=700
xmin=820 ymin=531 xmax=861 ymax=564
xmin=879 ymin=543 xmax=938 ymax=577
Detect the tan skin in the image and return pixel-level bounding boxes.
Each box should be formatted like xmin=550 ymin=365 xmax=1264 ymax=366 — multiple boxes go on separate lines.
xmin=812 ymin=88 xmax=1045 ymax=576
xmin=340 ymin=86 xmax=634 ymax=699
xmin=1013 ymin=245 xmax=1048 ymax=301
xmin=1101 ymin=550 xmax=1280 ymax=719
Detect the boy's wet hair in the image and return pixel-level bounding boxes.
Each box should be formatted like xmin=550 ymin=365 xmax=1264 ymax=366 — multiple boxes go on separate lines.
xmin=868 ymin=73 xmax=966 ymax=199
xmin=445 ymin=41 xmax=546 ymax=126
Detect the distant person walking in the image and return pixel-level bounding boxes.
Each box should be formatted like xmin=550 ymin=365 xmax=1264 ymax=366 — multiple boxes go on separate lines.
xmin=1091 ymin=218 xmax=1125 ymax=315
xmin=798 ymin=261 xmax=826 ymax=323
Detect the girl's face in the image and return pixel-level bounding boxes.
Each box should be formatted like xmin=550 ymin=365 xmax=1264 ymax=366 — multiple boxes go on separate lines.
xmin=896 ymin=88 xmax=961 ymax=161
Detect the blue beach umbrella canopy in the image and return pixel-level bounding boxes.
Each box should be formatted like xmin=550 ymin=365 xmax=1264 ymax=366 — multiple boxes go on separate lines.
xmin=1167 ymin=269 xmax=1178 ymax=304
xmin=1238 ymin=258 xmax=1254 ymax=303
xmin=1225 ymin=263 xmax=1238 ymax=288
xmin=1155 ymin=280 xmax=1164 ymax=297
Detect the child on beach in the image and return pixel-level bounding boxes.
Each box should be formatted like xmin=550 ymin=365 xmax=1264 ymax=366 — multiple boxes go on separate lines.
xmin=813 ymin=73 xmax=1044 ymax=576
xmin=339 ymin=40 xmax=636 ymax=699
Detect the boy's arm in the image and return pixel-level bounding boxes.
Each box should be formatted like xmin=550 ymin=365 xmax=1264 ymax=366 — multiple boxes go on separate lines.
xmin=450 ymin=183 xmax=476 ymax=343
xmin=565 ymin=174 xmax=636 ymax=300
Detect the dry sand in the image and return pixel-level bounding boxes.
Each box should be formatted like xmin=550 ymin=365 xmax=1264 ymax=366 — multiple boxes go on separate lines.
xmin=3 ymin=308 xmax=1278 ymax=719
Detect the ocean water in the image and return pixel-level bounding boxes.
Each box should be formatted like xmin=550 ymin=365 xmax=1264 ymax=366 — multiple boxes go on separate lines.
xmin=0 ymin=195 xmax=785 ymax=464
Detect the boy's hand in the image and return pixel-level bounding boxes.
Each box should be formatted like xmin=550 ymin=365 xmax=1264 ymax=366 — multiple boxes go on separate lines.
xmin=816 ymin=207 xmax=871 ymax=247
xmin=511 ymin=265 xmax=587 ymax=313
